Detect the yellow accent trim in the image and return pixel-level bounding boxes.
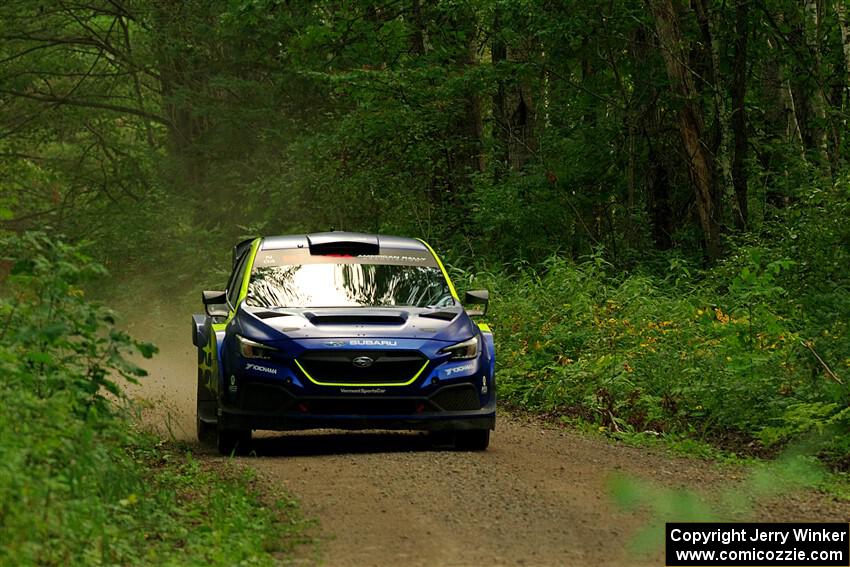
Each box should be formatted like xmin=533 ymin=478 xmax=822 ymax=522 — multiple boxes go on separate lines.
xmin=417 ymin=239 xmax=460 ymax=301
xmin=477 ymin=323 xmax=492 ymax=333
xmin=204 ymin=240 xmax=262 ymax=394
xmin=224 ymin=238 xmax=262 ymax=325
xmin=293 ymin=358 xmax=430 ymax=387
xmin=237 ymin=238 xmax=261 ymax=303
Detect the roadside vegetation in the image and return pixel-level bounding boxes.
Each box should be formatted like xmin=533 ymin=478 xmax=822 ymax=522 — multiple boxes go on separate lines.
xmin=476 ymin=181 xmax=850 ymax=465
xmin=0 ymin=233 xmax=308 ymax=565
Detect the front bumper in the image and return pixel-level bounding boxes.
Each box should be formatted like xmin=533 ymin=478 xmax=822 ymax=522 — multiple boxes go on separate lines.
xmin=218 ymin=380 xmax=496 ymax=432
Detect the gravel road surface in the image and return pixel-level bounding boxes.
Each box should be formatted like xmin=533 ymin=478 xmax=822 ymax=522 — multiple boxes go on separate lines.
xmin=128 ymin=319 xmax=850 ymax=567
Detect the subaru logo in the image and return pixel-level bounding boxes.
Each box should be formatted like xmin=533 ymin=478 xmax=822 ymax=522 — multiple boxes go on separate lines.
xmin=352 ymin=356 xmax=374 ymax=368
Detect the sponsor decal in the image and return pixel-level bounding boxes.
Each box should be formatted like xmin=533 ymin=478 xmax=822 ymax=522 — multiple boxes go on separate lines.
xmin=228 ymin=375 xmax=238 ymax=393
xmin=340 ymin=388 xmax=387 ymax=394
xmin=246 ymin=363 xmax=278 ymax=375
xmin=481 ymin=375 xmax=488 ymax=395
xmin=357 ymin=254 xmax=429 ymax=263
xmin=325 ymin=340 xmax=345 ymax=347
xmin=350 ymin=339 xmax=398 ymax=347
xmin=444 ymin=363 xmax=475 ymax=377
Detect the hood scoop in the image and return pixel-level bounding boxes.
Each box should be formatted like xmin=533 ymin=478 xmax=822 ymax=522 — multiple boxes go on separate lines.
xmin=252 ymin=310 xmax=299 ymax=320
xmin=305 ymin=311 xmax=407 ymax=326
xmin=419 ymin=310 xmax=458 ymax=322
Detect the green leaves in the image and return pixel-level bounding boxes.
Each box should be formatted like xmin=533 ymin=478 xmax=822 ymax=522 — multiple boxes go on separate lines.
xmin=0 ymin=232 xmax=157 ymax=410
xmin=490 ymin=238 xmax=849 ymax=463
xmin=135 ymin=341 xmax=159 ymax=359
xmin=1 ymin=234 xmax=314 ymax=565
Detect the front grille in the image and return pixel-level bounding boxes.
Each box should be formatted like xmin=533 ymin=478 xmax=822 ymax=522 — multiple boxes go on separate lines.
xmin=297 ymin=350 xmax=427 ymax=384
xmin=306 ymin=398 xmax=428 ymax=415
xmin=429 ymin=385 xmax=481 ymax=411
xmin=240 ymin=383 xmax=293 ymax=412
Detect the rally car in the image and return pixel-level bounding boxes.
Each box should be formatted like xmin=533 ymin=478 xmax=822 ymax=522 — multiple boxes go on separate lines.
xmin=192 ymin=232 xmax=495 ymax=454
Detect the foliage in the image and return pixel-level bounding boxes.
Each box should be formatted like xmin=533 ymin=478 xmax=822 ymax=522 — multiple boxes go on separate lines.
xmin=2 ymin=231 xmax=156 ymax=406
xmin=5 ymin=0 xmax=849 ymax=267
xmin=0 ymin=233 xmax=307 ymax=565
xmin=480 ymin=183 xmax=850 ymax=463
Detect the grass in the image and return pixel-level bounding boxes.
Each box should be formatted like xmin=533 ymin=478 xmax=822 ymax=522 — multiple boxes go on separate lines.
xmin=0 ymin=389 xmax=312 ymax=566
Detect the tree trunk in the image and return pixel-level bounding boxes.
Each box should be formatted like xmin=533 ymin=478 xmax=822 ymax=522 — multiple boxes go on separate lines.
xmin=731 ymin=0 xmax=749 ymax=229
xmin=803 ymin=0 xmax=831 ymax=170
xmin=703 ymin=0 xmax=737 ymax=229
xmin=646 ymin=136 xmax=674 ymax=250
xmin=630 ymin=23 xmax=673 ymax=249
xmin=837 ymin=2 xmax=850 ymax=88
xmin=492 ymin=9 xmax=509 ymax=181
xmin=410 ymin=0 xmax=427 ymax=56
xmin=443 ymin=8 xmax=483 ymax=204
xmin=492 ymin=8 xmax=537 ymax=180
xmin=648 ymin=0 xmax=720 ymax=259
xmin=151 ymin=0 xmax=207 ymax=189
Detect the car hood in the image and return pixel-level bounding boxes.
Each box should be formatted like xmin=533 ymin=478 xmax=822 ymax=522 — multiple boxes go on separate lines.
xmin=233 ymin=305 xmax=478 ymax=345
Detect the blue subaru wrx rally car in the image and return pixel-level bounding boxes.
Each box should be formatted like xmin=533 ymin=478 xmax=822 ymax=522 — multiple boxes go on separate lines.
xmin=192 ymin=232 xmax=495 ymax=454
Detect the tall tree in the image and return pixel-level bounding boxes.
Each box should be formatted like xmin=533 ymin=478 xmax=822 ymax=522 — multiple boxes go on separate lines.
xmin=648 ymin=0 xmax=720 ymax=258
xmin=837 ymin=2 xmax=850 ymax=89
xmin=731 ymin=0 xmax=750 ymax=229
xmin=492 ymin=6 xmax=538 ymax=179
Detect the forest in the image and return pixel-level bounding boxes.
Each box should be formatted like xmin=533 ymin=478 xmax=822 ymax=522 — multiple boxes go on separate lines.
xmin=1 ymin=0 xmax=849 ymax=563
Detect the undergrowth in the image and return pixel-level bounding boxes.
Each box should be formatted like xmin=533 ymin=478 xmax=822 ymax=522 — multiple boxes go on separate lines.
xmin=0 ymin=232 xmax=308 ymax=565
xmin=464 ymin=184 xmax=850 ymax=467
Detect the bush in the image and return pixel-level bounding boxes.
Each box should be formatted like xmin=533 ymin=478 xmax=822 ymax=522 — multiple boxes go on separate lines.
xmin=0 ymin=232 xmax=307 ymax=565
xmin=485 ymin=239 xmax=850 ymax=463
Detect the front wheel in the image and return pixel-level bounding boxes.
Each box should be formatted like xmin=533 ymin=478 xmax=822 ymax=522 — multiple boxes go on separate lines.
xmin=197 ymin=412 xmax=216 ymax=445
xmin=455 ymin=429 xmax=490 ymax=451
xmin=217 ymin=427 xmax=252 ymax=456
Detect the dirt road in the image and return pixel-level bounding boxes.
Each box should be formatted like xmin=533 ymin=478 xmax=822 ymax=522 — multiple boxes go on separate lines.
xmin=128 ymin=318 xmax=850 ymax=567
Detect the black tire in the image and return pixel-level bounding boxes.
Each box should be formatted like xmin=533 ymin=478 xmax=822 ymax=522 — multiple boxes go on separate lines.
xmin=197 ymin=412 xmax=216 ymax=445
xmin=217 ymin=427 xmax=251 ymax=456
xmin=196 ymin=346 xmax=217 ymax=444
xmin=455 ymin=429 xmax=490 ymax=451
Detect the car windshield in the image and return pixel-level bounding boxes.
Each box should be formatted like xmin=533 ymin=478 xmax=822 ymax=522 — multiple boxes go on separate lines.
xmin=245 ymin=249 xmax=455 ymax=309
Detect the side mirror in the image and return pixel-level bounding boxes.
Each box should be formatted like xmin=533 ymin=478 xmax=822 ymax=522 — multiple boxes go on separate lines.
xmin=202 ymin=290 xmax=229 ymax=318
xmin=464 ymin=289 xmax=489 ymax=317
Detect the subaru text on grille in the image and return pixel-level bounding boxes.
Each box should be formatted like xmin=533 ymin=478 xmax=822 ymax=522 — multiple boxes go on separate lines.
xmin=191 ymin=232 xmax=496 ymax=454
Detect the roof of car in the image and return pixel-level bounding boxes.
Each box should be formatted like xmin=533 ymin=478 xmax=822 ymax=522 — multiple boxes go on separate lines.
xmin=259 ymin=232 xmax=430 ymax=252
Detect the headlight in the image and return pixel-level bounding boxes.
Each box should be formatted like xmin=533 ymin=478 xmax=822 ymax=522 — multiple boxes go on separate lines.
xmin=441 ymin=335 xmax=480 ymax=360
xmin=236 ymin=335 xmax=277 ymax=359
